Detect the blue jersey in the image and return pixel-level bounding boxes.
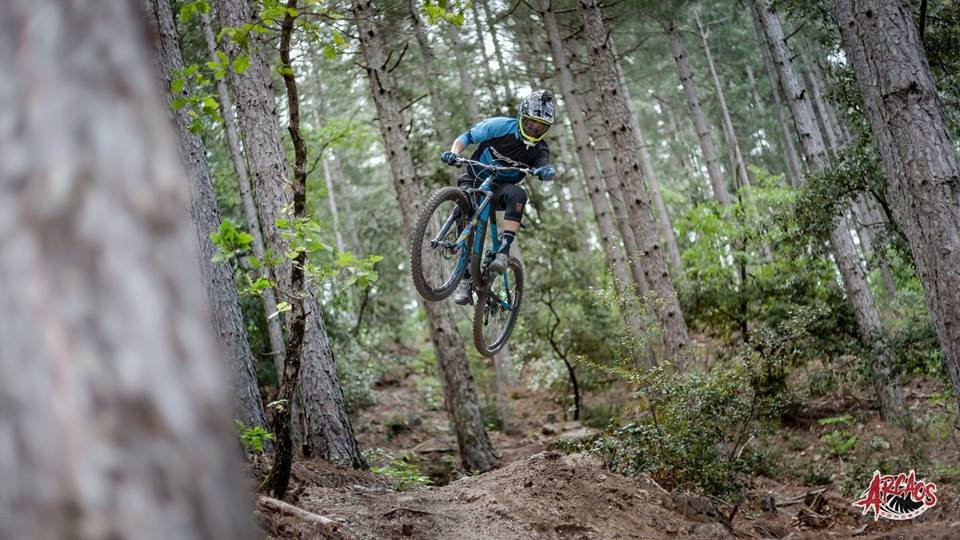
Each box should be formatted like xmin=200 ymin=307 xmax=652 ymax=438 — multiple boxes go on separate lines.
xmin=455 ymin=117 xmax=551 ymax=183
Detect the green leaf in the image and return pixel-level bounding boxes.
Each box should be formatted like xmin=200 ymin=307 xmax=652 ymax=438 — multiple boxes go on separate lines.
xmin=171 ymin=78 xmax=185 ymax=94
xmin=189 ymin=117 xmax=203 ymax=134
xmin=332 ymin=29 xmax=345 ymax=47
xmin=170 ymin=97 xmax=189 ymax=111
xmin=232 ymin=53 xmax=250 ymax=74
xmin=183 ymin=63 xmax=200 ymax=77
xmin=278 ymin=65 xmax=295 ymax=76
xmin=202 ymin=96 xmax=219 ymax=115
xmin=269 ymin=302 xmax=292 ymax=319
xmin=322 ymin=45 xmax=337 ymax=60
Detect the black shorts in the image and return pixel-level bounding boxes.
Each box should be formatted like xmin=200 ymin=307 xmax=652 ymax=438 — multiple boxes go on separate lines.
xmin=457 ymin=174 xmax=528 ymax=222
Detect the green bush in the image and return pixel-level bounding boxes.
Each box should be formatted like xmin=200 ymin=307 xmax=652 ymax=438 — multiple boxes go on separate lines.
xmin=573 ymin=358 xmax=793 ymax=499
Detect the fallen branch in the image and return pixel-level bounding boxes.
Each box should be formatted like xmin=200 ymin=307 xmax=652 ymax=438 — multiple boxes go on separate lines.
xmin=257 ymin=495 xmax=340 ymax=531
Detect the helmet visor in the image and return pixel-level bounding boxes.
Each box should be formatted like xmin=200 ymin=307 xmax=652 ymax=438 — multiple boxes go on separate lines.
xmin=521 ymin=116 xmax=551 ymax=139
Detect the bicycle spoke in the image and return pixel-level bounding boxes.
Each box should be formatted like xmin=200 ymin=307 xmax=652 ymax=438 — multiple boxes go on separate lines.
xmin=419 ymin=200 xmax=462 ymax=290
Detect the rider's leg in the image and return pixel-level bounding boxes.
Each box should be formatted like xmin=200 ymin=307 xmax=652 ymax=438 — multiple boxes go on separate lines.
xmin=489 ymin=184 xmax=527 ymax=273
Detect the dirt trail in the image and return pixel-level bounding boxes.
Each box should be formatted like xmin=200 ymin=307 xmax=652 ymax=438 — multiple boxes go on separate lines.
xmin=257 ymin=448 xmax=959 ymax=539
xmin=258 ymin=451 xmax=730 ymax=539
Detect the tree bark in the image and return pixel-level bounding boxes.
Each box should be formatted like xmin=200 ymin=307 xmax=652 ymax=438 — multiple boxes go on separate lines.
xmin=540 ymin=0 xmax=648 ymax=339
xmin=615 ymin=62 xmax=683 ymax=271
xmin=694 ymin=7 xmax=752 ymax=190
xmin=579 ymin=0 xmax=691 ymax=362
xmin=481 ymin=0 xmax=514 ymax=104
xmin=751 ymin=5 xmax=804 ymax=187
xmin=665 ymin=18 xmax=732 ymax=205
xmin=447 ymin=22 xmax=481 ymax=122
xmin=218 ymin=0 xmax=365 ymax=467
xmin=0 ymin=1 xmax=256 ymax=536
xmin=755 ymin=0 xmax=905 ymax=420
xmin=148 ymin=0 xmax=269 ymax=436
xmin=353 ymin=0 xmax=496 ymax=472
xmin=201 ymin=9 xmax=287 ymax=379
xmin=833 ymin=0 xmax=960 ymax=407
xmin=469 ymin=0 xmax=501 ymax=105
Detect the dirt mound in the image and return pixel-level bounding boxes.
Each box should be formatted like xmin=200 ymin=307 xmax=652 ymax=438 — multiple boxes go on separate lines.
xmin=260 ymin=451 xmax=731 ymax=539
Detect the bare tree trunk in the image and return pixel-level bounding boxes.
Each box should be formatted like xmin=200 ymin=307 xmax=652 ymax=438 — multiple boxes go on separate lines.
xmin=408 ymin=0 xmax=447 ymax=134
xmin=694 ymin=7 xmax=751 ymax=191
xmin=469 ymin=0 xmax=501 ymax=104
xmin=756 ymin=0 xmax=905 ymax=420
xmin=799 ymin=46 xmax=842 ymax=152
xmin=751 ymin=5 xmax=804 ymax=187
xmin=148 ymin=0 xmax=269 ymax=435
xmin=447 ymin=23 xmax=481 ymax=122
xmin=580 ymin=0 xmax=691 ymax=362
xmin=218 ymin=0 xmax=365 ymax=466
xmin=615 ymin=62 xmax=683 ymax=270
xmin=665 ymin=18 xmax=732 ymax=205
xmin=481 ymin=0 xmax=514 ymax=105
xmin=201 ymin=10 xmax=287 ymax=377
xmin=0 ymin=1 xmax=256 ymax=536
xmin=852 ymin=198 xmax=898 ymax=301
xmin=833 ymin=0 xmax=960 ymax=407
xmin=353 ymin=0 xmax=496 ymax=472
xmin=802 ymin=48 xmax=898 ymax=301
xmin=540 ymin=0 xmax=648 ymax=339
xmin=581 ymin=83 xmax=650 ymax=294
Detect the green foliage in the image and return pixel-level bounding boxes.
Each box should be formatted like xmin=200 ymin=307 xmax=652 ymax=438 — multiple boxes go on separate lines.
xmin=365 ymin=449 xmax=432 ymax=491
xmin=573 ymin=357 xmax=794 ymax=498
xmin=235 ymin=420 xmax=274 ymax=454
xmin=678 ymin=167 xmax=860 ymax=357
xmin=421 ymin=0 xmax=467 ymax=26
xmin=168 ymin=63 xmax=222 ymax=133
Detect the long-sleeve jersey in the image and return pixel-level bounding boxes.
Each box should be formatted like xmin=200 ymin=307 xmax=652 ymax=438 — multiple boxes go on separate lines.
xmin=455 ymin=117 xmax=551 ymax=183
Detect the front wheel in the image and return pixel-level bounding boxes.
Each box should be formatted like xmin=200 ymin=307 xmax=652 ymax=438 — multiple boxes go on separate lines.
xmin=473 ymin=257 xmax=524 ymax=356
xmin=411 ymin=187 xmax=472 ymax=301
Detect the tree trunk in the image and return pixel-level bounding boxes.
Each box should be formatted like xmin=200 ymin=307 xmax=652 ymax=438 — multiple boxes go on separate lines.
xmin=579 ymin=0 xmax=691 ymax=362
xmin=694 ymin=7 xmax=752 ymax=190
xmin=0 ymin=1 xmax=256 ymax=536
xmin=665 ymin=18 xmax=732 ymax=205
xmin=755 ymin=0 xmax=905 ymax=420
xmin=580 ymin=79 xmax=650 ymax=295
xmin=218 ymin=0 xmax=365 ymax=467
xmin=540 ymin=0 xmax=648 ymax=339
xmin=469 ymin=0 xmax=501 ymax=105
xmin=853 ymin=198 xmax=898 ymax=301
xmin=447 ymin=22 xmax=481 ymax=122
xmin=751 ymin=5 xmax=804 ymax=187
xmin=262 ymin=1 xmax=317 ymax=498
xmin=615 ymin=62 xmax=683 ymax=271
xmin=148 ymin=0 xmax=269 ymax=435
xmin=481 ymin=0 xmax=514 ymax=106
xmin=408 ymin=0 xmax=447 ymax=134
xmin=353 ymin=0 xmax=496 ymax=472
xmin=201 ymin=9 xmax=287 ymax=378
xmin=833 ymin=0 xmax=960 ymax=408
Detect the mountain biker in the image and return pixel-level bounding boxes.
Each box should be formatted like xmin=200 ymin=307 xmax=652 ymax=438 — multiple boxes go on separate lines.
xmin=440 ymin=89 xmax=558 ymax=305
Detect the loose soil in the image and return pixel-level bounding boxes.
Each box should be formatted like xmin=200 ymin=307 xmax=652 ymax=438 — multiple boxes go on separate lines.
xmin=255 ymin=359 xmax=959 ymax=539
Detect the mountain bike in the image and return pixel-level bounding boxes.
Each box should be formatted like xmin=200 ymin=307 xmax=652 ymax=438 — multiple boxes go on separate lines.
xmin=410 ymin=158 xmax=527 ymax=357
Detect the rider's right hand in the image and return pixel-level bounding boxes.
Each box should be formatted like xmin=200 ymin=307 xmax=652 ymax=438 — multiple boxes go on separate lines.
xmin=441 ymin=151 xmax=460 ymax=166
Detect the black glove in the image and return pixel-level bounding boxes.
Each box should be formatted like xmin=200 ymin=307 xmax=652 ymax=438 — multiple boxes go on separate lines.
xmin=441 ymin=151 xmax=460 ymax=166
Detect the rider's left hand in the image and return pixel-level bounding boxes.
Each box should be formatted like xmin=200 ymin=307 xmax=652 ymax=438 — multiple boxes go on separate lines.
xmin=533 ymin=164 xmax=555 ymax=182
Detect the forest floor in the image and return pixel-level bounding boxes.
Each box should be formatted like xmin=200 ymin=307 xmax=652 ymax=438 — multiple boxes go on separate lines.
xmin=253 ymin=356 xmax=960 ymax=539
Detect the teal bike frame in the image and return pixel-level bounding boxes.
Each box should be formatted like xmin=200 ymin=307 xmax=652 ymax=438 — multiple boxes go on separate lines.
xmin=430 ymin=158 xmax=531 ymax=304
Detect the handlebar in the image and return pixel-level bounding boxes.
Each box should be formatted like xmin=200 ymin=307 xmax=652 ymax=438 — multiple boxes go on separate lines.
xmin=455 ymin=157 xmax=533 ymax=176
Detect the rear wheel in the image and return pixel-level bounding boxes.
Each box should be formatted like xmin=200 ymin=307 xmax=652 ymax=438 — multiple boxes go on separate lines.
xmin=473 ymin=257 xmax=523 ymax=356
xmin=410 ymin=187 xmax=472 ymax=301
